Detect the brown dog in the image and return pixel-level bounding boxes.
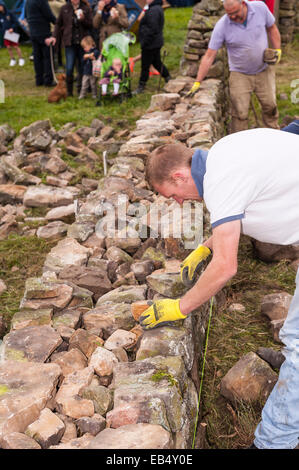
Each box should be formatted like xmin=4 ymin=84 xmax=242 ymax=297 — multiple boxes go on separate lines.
xmin=48 ymin=73 xmax=67 ymax=103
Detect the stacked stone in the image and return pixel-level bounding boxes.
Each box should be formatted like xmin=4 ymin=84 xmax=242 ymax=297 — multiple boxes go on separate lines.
xmin=0 ymin=76 xmax=226 ymax=449
xmin=180 ymin=0 xmax=227 ymax=80
xmin=294 ymin=0 xmax=299 ymax=33
xmin=278 ymin=0 xmax=297 ymax=45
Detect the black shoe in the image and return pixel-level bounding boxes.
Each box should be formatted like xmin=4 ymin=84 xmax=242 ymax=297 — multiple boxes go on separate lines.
xmin=256 ymin=347 xmax=285 ymax=369
xmin=44 ymin=81 xmax=56 ymax=87
xmin=133 ymin=84 xmax=145 ymax=95
xmin=164 ymin=75 xmax=172 ymax=83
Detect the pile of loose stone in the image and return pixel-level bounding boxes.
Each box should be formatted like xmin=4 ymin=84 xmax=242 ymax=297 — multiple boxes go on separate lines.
xmin=279 ymin=0 xmax=298 ymax=45
xmin=0 ymin=76 xmax=227 ymax=449
xmin=0 ymin=118 xmax=130 ymax=242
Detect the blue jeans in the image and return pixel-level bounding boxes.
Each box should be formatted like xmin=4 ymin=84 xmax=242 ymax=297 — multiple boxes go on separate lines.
xmin=65 ymin=44 xmax=84 ymax=78
xmin=254 ymin=267 xmax=299 ymax=449
xmin=281 ymin=120 xmax=299 ymax=135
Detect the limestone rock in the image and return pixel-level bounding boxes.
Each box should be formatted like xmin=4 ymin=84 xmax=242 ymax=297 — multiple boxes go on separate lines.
xmin=2 ymin=325 xmax=63 ymax=362
xmin=23 ymin=185 xmax=74 ymax=208
xmin=58 ymin=265 xmax=111 ymax=301
xmin=50 ymin=349 xmax=88 ymax=377
xmin=136 ymin=325 xmax=194 ymax=371
xmin=55 ymin=367 xmax=95 ymax=419
xmin=20 ymin=280 xmax=73 ymax=311
xmin=0 ymin=279 xmax=7 ymax=295
xmin=75 ymin=414 xmax=106 ymax=436
xmin=252 ymin=240 xmax=299 ymax=262
xmin=1 ymin=432 xmax=42 ymax=449
xmin=131 ymin=260 xmax=155 ymax=283
xmin=11 ymin=308 xmax=53 ymax=330
xmin=45 ymin=204 xmax=75 ymax=222
xmin=148 ymin=93 xmax=180 ymax=112
xmin=270 ymin=319 xmax=285 ymax=343
xmin=83 ymin=303 xmax=136 ymax=338
xmin=220 ymin=352 xmax=278 ymax=404
xmin=89 ymin=346 xmax=118 ymax=377
xmin=36 ymin=221 xmax=69 ymax=241
xmin=81 ymin=377 xmax=113 ymax=415
xmin=146 ymin=264 xmax=188 ymax=298
xmin=0 ymin=184 xmax=27 ymax=204
xmin=67 ymin=222 xmax=95 ymax=243
xmin=88 ymin=423 xmax=173 ymax=449
xmin=52 ymin=307 xmax=83 ymax=330
xmin=69 ymin=328 xmax=104 ymax=359
xmin=96 ymin=285 xmax=147 ymax=306
xmin=69 ymin=328 xmax=104 ymax=358
xmin=50 ymin=433 xmax=94 ymax=449
xmin=44 ymin=238 xmax=92 ymax=274
xmin=261 ymin=292 xmax=293 ymax=321
xmin=25 ymin=408 xmax=65 ymax=449
xmin=0 ymin=361 xmax=61 ymax=442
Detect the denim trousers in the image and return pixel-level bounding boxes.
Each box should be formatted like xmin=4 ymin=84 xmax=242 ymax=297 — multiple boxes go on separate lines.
xmin=254 ymin=267 xmax=299 ymax=449
xmin=65 ymin=44 xmax=83 ymax=78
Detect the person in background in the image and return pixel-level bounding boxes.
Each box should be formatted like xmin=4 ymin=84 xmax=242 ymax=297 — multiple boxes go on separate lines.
xmin=26 ymin=0 xmax=57 ymax=86
xmin=188 ymin=0 xmax=281 ymax=133
xmin=48 ymin=0 xmax=65 ymax=70
xmin=248 ymin=0 xmax=275 ymax=14
xmin=0 ymin=0 xmax=25 ymax=66
xmin=99 ymin=56 xmax=123 ymax=95
xmin=133 ymin=0 xmax=171 ymax=95
xmin=52 ymin=0 xmax=93 ymax=96
xmin=79 ymin=34 xmax=100 ymax=99
xmin=93 ymin=0 xmax=128 ymax=51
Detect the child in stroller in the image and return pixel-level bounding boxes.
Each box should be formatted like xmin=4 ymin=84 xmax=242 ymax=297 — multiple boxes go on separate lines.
xmin=96 ymin=31 xmax=135 ymax=106
xmin=99 ymin=57 xmax=123 ymax=96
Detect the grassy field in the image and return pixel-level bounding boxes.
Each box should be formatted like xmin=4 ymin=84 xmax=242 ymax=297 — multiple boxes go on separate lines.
xmin=0 ymin=7 xmax=193 ymax=132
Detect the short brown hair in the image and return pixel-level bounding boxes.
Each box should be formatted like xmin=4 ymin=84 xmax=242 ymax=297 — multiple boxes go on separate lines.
xmin=81 ymin=35 xmax=95 ymax=49
xmin=145 ymin=143 xmax=193 ymax=188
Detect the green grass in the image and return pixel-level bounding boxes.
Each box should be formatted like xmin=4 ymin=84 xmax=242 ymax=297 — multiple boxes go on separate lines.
xmin=199 ymin=235 xmax=296 ymax=449
xmin=0 ymin=235 xmax=56 ymax=332
xmin=0 ymin=7 xmax=193 ymax=133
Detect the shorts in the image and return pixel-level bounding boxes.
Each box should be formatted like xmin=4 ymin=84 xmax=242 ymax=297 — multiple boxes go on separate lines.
xmin=4 ymin=39 xmax=19 ymax=47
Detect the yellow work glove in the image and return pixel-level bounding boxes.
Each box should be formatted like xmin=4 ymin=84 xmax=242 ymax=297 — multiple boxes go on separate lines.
xmin=275 ymin=48 xmax=282 ymax=64
xmin=187 ymin=81 xmax=200 ymax=96
xmin=139 ymin=299 xmax=187 ymax=330
xmin=180 ymin=244 xmax=212 ymax=287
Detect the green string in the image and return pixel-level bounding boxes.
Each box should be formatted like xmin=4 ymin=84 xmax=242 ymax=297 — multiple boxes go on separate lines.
xmin=192 ymin=296 xmax=214 ymax=449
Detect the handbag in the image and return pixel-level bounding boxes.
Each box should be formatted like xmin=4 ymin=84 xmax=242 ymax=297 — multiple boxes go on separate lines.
xmin=92 ymin=57 xmax=102 ymax=77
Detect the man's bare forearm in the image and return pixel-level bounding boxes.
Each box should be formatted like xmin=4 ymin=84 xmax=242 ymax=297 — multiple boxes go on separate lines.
xmin=267 ymin=24 xmax=281 ymax=49
xmin=196 ymin=49 xmax=217 ymax=82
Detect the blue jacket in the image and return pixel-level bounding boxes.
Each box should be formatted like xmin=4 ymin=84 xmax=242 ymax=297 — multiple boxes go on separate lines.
xmin=0 ymin=1 xmax=18 ymax=35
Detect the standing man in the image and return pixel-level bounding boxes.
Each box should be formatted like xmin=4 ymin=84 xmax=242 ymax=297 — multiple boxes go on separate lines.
xmin=189 ymin=0 xmax=281 ymax=133
xmin=133 ymin=0 xmax=171 ymax=95
xmin=141 ymin=128 xmax=299 ymax=449
xmin=26 ymin=0 xmax=57 ymax=86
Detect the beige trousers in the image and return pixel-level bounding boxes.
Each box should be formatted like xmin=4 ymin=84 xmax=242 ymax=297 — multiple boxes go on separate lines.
xmin=229 ymin=66 xmax=279 ymax=133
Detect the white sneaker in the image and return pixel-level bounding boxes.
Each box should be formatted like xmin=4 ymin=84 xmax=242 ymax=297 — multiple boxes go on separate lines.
xmin=19 ymin=58 xmax=25 ymax=66
xmin=9 ymin=59 xmax=16 ymax=67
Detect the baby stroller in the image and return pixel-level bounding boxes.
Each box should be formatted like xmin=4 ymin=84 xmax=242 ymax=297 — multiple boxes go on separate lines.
xmin=96 ymin=31 xmax=136 ymax=106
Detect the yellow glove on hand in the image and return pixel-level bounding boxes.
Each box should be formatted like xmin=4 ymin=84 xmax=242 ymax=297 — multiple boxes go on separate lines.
xmin=187 ymin=81 xmax=200 ymax=96
xmin=275 ymin=48 xmax=282 ymax=64
xmin=181 ymin=244 xmax=211 ymax=287
xmin=139 ymin=299 xmax=187 ymax=330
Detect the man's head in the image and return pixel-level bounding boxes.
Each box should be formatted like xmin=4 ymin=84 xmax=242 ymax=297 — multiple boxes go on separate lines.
xmin=145 ymin=143 xmax=202 ymax=204
xmin=223 ymin=0 xmax=247 ymax=23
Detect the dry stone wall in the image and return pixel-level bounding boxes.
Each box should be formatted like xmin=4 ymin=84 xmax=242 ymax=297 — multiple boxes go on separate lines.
xmin=279 ymin=0 xmax=298 ymax=45
xmin=0 ymin=27 xmax=228 ymax=451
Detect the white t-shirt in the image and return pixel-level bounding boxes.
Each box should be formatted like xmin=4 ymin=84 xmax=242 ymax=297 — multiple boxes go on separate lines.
xmin=203 ymin=128 xmax=299 ymax=245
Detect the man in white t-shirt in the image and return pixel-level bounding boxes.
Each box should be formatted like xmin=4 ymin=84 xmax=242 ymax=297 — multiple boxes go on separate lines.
xmin=140 ymin=128 xmax=299 ymax=449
